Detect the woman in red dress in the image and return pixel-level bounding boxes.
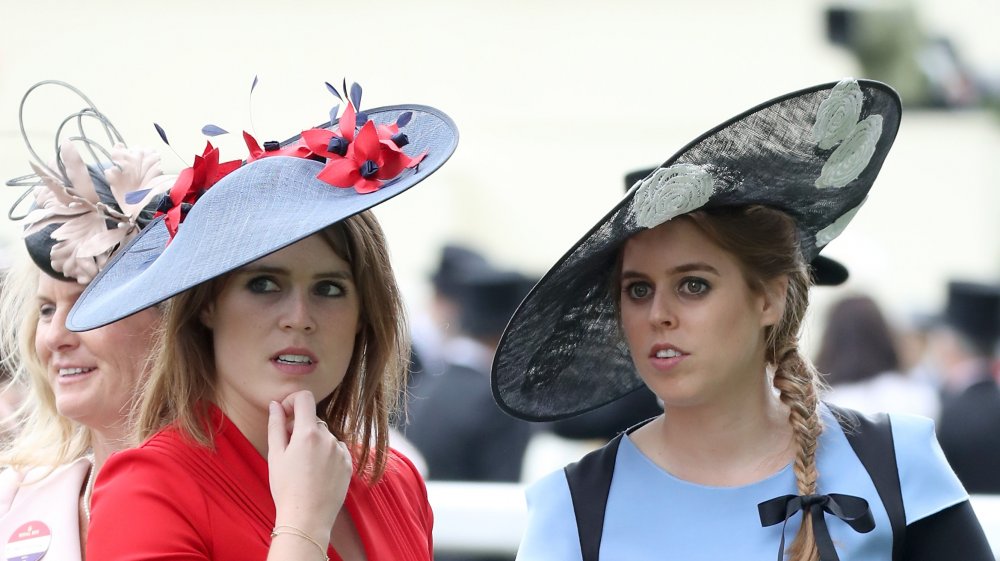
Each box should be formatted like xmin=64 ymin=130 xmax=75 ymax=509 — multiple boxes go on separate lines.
xmin=69 ymin=82 xmax=459 ymax=561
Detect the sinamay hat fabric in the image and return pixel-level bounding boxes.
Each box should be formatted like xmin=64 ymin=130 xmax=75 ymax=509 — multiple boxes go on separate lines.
xmin=492 ymin=79 xmax=902 ymax=421
xmin=67 ymin=104 xmax=458 ymax=331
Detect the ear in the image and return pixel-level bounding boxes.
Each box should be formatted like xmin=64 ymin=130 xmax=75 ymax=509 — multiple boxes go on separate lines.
xmin=759 ymin=274 xmax=789 ymax=328
xmin=199 ymin=302 xmax=216 ymax=330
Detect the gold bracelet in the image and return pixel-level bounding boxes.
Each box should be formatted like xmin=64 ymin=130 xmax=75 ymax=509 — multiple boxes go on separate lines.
xmin=270 ymin=525 xmax=329 ymax=561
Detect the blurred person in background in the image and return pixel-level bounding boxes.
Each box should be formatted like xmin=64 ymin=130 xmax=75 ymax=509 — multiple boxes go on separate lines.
xmin=816 ymin=293 xmax=940 ymax=419
xmin=407 ymin=258 xmax=537 ymax=561
xmin=0 ymin=81 xmax=170 ymax=559
xmin=407 ymin=256 xmax=537 ymax=486
xmin=935 ymin=280 xmax=1000 ymax=494
xmin=394 ymin=245 xmax=494 ymax=477
xmin=408 ymin=244 xmax=492 ymax=390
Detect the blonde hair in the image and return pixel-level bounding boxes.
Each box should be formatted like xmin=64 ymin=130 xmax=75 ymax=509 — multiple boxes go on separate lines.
xmin=135 ymin=211 xmax=409 ymax=482
xmin=0 ymin=255 xmax=91 ymax=470
xmin=686 ymin=205 xmax=823 ymax=561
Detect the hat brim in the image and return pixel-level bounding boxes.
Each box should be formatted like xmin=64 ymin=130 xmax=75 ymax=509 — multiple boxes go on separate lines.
xmin=67 ymin=104 xmax=458 ymax=331
xmin=492 ymin=80 xmax=901 ymax=421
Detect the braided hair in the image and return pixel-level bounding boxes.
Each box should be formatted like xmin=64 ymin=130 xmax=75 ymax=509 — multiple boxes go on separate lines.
xmin=687 ymin=205 xmax=823 ymax=561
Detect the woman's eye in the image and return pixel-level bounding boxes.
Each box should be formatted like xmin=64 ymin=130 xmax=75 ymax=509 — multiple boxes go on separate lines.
xmin=680 ymin=278 xmax=710 ymax=296
xmin=247 ymin=277 xmax=279 ymax=293
xmin=625 ymin=282 xmax=652 ymax=300
xmin=314 ymin=281 xmax=345 ymax=298
xmin=38 ymin=303 xmax=56 ymax=320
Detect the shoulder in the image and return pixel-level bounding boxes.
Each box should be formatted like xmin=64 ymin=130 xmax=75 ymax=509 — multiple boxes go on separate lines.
xmin=371 ymin=448 xmax=431 ymax=514
xmin=360 ymin=448 xmax=433 ymax=542
xmin=95 ymin=427 xmax=208 ymax=519
xmin=380 ymin=448 xmax=426 ymax=490
xmin=89 ymin=428 xmax=212 ymax=559
xmin=0 ymin=459 xmax=89 ymax=515
xmin=821 ymin=405 xmax=968 ymax=525
xmin=888 ymin=412 xmax=968 ymax=524
xmin=102 ymin=426 xmax=198 ymax=478
xmin=518 ymin=469 xmax=583 ymax=561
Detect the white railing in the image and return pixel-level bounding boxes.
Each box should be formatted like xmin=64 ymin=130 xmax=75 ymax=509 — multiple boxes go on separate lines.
xmin=427 ymin=482 xmax=1000 ymax=557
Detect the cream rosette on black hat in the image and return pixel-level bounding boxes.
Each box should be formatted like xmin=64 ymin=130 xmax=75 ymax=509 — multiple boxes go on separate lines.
xmin=492 ymin=78 xmax=901 ymax=421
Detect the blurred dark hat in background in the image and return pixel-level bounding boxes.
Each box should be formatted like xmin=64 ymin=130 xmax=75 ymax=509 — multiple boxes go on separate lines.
xmin=944 ymin=280 xmax=1000 ymax=356
xmin=455 ymin=267 xmax=537 ymax=340
xmin=430 ymin=244 xmax=492 ymax=298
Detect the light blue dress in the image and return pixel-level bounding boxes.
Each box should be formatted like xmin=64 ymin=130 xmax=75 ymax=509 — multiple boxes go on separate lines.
xmin=517 ymin=406 xmax=967 ymax=560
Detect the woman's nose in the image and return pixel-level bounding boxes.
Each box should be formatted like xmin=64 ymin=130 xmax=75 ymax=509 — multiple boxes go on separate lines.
xmin=279 ymin=291 xmax=316 ymax=332
xmin=42 ymin=310 xmax=81 ymax=352
xmin=648 ymin=291 xmax=677 ymax=328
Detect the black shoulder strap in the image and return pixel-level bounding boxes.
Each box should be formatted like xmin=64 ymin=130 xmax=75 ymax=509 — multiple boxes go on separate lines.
xmin=564 ymin=433 xmax=623 ymax=561
xmin=826 ymin=402 xmax=906 ymax=561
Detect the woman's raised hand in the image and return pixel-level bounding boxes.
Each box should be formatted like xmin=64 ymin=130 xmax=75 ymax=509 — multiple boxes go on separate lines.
xmin=267 ymin=390 xmax=353 ymax=541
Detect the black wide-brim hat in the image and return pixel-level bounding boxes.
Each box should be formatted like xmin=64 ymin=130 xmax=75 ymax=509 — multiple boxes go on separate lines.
xmin=492 ymin=79 xmax=901 ymax=421
xmin=66 ymin=104 xmax=458 ymax=331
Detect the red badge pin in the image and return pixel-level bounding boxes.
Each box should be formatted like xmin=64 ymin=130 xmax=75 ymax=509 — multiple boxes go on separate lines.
xmin=5 ymin=521 xmax=51 ymax=561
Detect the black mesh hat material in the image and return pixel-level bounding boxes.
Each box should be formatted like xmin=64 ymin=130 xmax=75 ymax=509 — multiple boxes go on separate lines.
xmin=66 ymin=104 xmax=458 ymax=331
xmin=624 ymin=166 xmax=849 ymax=287
xmin=492 ymin=79 xmax=902 ymax=421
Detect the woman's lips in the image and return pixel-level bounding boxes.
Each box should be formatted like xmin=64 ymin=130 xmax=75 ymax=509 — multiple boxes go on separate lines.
xmin=648 ymin=345 xmax=687 ymax=371
xmin=270 ymin=350 xmax=318 ymax=375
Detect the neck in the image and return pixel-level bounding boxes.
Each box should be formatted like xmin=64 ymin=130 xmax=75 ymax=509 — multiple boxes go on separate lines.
xmin=634 ymin=372 xmax=793 ymax=486
xmin=215 ymin=398 xmax=269 ymax=456
xmin=90 ymin=425 xmax=129 ymax=471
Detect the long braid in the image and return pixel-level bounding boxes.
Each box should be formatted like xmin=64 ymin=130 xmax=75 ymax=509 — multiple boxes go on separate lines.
xmin=770 ymin=273 xmax=823 ymax=561
xmin=688 ymin=205 xmax=827 ymax=561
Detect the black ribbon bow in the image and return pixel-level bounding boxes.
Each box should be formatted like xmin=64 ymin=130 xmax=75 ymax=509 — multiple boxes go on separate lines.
xmin=758 ymin=493 xmax=875 ymax=561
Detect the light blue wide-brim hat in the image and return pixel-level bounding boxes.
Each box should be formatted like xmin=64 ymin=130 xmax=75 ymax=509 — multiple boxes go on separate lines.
xmin=67 ymin=104 xmax=458 ymax=331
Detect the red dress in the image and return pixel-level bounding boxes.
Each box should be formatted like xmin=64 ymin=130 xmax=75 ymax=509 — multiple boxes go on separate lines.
xmin=87 ymin=406 xmax=433 ymax=561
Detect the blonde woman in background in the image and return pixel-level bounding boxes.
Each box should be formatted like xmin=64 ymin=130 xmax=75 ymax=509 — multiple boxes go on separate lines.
xmin=0 ymin=81 xmax=171 ymax=559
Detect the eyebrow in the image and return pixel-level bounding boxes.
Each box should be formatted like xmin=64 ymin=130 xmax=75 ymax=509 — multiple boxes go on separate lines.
xmin=238 ymin=265 xmax=354 ymax=281
xmin=621 ymin=262 xmax=721 ymax=279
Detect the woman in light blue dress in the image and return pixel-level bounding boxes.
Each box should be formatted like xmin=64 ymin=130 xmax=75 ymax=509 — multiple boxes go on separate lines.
xmin=491 ymin=79 xmax=993 ymax=560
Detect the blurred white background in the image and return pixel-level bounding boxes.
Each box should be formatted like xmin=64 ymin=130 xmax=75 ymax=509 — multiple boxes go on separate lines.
xmin=1 ymin=0 xmax=999 ymax=349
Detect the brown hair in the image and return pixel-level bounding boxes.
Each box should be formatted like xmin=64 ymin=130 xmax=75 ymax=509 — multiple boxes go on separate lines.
xmin=686 ymin=205 xmax=823 ymax=561
xmin=613 ymin=205 xmax=823 ymax=561
xmin=135 ymin=211 xmax=409 ymax=482
xmin=815 ymin=295 xmax=900 ymax=385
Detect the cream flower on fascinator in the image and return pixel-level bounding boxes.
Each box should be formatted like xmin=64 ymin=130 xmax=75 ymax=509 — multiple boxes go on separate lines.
xmin=8 ymin=80 xmax=174 ymax=284
xmin=21 ymin=144 xmax=173 ymax=283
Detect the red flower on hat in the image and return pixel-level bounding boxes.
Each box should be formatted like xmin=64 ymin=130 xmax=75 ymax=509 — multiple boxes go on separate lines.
xmin=301 ymin=102 xmax=425 ymax=194
xmin=156 ymin=142 xmax=242 ymax=239
xmin=243 ymin=132 xmax=312 ymax=162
